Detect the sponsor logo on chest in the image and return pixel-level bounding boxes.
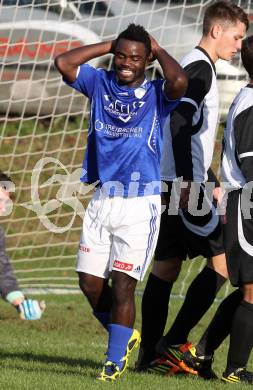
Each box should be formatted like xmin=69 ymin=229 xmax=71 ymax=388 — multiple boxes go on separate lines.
xmin=103 ymin=95 xmax=145 ymax=123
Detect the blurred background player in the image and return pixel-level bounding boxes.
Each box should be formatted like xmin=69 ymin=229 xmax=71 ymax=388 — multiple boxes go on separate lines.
xmin=0 ymin=171 xmax=46 ymax=320
xmin=54 ymin=24 xmax=187 ymax=381
xmin=182 ymin=35 xmax=253 ymax=385
xmin=137 ymin=1 xmax=248 ymax=376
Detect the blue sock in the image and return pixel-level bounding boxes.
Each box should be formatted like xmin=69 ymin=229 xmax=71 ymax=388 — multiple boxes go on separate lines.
xmin=93 ymin=311 xmax=110 ymax=330
xmin=107 ymin=324 xmax=133 ymax=369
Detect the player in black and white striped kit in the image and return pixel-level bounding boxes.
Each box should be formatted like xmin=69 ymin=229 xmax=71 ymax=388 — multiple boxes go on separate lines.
xmin=136 ymin=1 xmax=248 ymax=377
xmin=209 ymin=35 xmax=253 ymax=383
xmin=181 ymin=35 xmax=253 ymax=385
xmin=214 ymin=35 xmax=253 ymax=383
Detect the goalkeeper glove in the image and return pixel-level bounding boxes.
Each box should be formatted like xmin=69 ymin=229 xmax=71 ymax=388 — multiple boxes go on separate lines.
xmin=17 ymin=299 xmax=46 ymax=320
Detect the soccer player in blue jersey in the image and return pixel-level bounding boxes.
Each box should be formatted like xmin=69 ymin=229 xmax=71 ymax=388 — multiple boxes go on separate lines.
xmin=54 ymin=24 xmax=187 ymax=381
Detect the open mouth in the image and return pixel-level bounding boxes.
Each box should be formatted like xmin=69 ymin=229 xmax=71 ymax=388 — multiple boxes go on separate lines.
xmin=118 ymin=69 xmax=134 ymax=77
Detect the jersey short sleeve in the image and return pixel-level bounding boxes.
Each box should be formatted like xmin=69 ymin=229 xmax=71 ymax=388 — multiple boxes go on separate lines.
xmin=64 ymin=64 xmax=99 ymax=98
xmin=183 ymin=60 xmax=213 ymax=105
xmin=153 ymin=78 xmax=180 ymax=117
xmin=234 ymin=105 xmax=253 ymax=183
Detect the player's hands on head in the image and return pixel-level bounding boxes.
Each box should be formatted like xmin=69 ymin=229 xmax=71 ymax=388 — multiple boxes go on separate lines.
xmin=110 ymin=40 xmax=116 ymax=54
xmin=149 ymin=35 xmax=160 ymax=61
xmin=16 ymin=299 xmax=46 ymax=320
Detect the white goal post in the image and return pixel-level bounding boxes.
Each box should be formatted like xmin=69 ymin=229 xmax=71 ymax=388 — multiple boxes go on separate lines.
xmin=0 ymin=0 xmax=252 ymax=296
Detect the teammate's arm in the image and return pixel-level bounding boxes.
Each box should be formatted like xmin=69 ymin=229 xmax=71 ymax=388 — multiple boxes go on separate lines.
xmin=207 ymin=168 xmax=223 ymax=206
xmin=207 ymin=168 xmax=220 ymax=188
xmin=149 ymin=35 xmax=188 ymax=100
xmin=54 ymin=41 xmax=113 ymax=83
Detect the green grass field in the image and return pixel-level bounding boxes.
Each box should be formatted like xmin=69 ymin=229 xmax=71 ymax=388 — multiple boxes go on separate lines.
xmin=0 ymin=293 xmax=252 ymax=390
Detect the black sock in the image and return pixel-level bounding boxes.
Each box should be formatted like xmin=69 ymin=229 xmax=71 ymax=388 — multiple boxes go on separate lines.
xmin=141 ymin=273 xmax=173 ymax=358
xmin=197 ymin=289 xmax=243 ymax=356
xmin=164 ymin=266 xmax=226 ymax=345
xmin=226 ymin=300 xmax=253 ymax=373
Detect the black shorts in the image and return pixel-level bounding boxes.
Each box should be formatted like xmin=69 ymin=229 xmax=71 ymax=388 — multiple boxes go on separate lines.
xmin=154 ymin=182 xmax=224 ymax=261
xmin=224 ymin=189 xmax=253 ymax=287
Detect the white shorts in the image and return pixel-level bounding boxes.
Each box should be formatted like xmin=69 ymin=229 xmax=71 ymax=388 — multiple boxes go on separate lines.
xmin=76 ymin=190 xmax=161 ymax=281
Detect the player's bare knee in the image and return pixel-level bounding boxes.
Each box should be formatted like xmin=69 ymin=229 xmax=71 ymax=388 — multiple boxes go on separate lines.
xmin=152 ymin=258 xmax=182 ymax=282
xmin=111 ymin=271 xmax=137 ymax=303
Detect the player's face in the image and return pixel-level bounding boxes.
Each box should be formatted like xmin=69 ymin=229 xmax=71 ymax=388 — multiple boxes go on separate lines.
xmin=216 ymin=20 xmax=246 ymax=61
xmin=114 ymin=38 xmax=149 ymax=87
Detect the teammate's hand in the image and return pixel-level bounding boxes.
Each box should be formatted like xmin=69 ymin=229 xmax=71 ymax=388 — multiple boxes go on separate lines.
xmin=214 ymin=186 xmax=227 ymax=222
xmin=179 ymin=181 xmax=192 ymax=210
xmin=213 ymin=186 xmax=222 ymax=202
xmin=17 ymin=299 xmax=46 ymax=320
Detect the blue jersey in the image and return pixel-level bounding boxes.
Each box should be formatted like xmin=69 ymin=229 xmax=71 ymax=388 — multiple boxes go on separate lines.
xmin=67 ymin=64 xmax=179 ymax=196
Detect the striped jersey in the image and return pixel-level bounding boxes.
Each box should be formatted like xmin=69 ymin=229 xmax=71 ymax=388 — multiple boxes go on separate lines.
xmin=161 ymin=46 xmax=219 ymax=183
xmin=66 ymin=64 xmax=179 ymax=197
xmin=160 ymin=46 xmax=219 ymax=236
xmin=221 ymin=84 xmax=253 ymax=188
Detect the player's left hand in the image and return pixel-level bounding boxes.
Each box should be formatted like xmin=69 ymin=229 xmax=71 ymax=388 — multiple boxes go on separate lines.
xmin=149 ymin=34 xmax=160 ymax=61
xmin=179 ymin=181 xmax=192 ymax=210
xmin=213 ymin=186 xmax=222 ymax=202
xmin=17 ymin=299 xmax=46 ymax=320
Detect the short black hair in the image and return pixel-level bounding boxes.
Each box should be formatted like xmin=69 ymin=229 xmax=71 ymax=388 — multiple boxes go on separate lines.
xmin=115 ymin=24 xmax=151 ymax=56
xmin=203 ymin=1 xmax=249 ymax=36
xmin=241 ymin=36 xmax=253 ymax=80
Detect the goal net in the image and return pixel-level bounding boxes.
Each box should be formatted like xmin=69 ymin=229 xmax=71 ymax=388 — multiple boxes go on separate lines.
xmin=0 ymin=0 xmax=251 ymax=296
